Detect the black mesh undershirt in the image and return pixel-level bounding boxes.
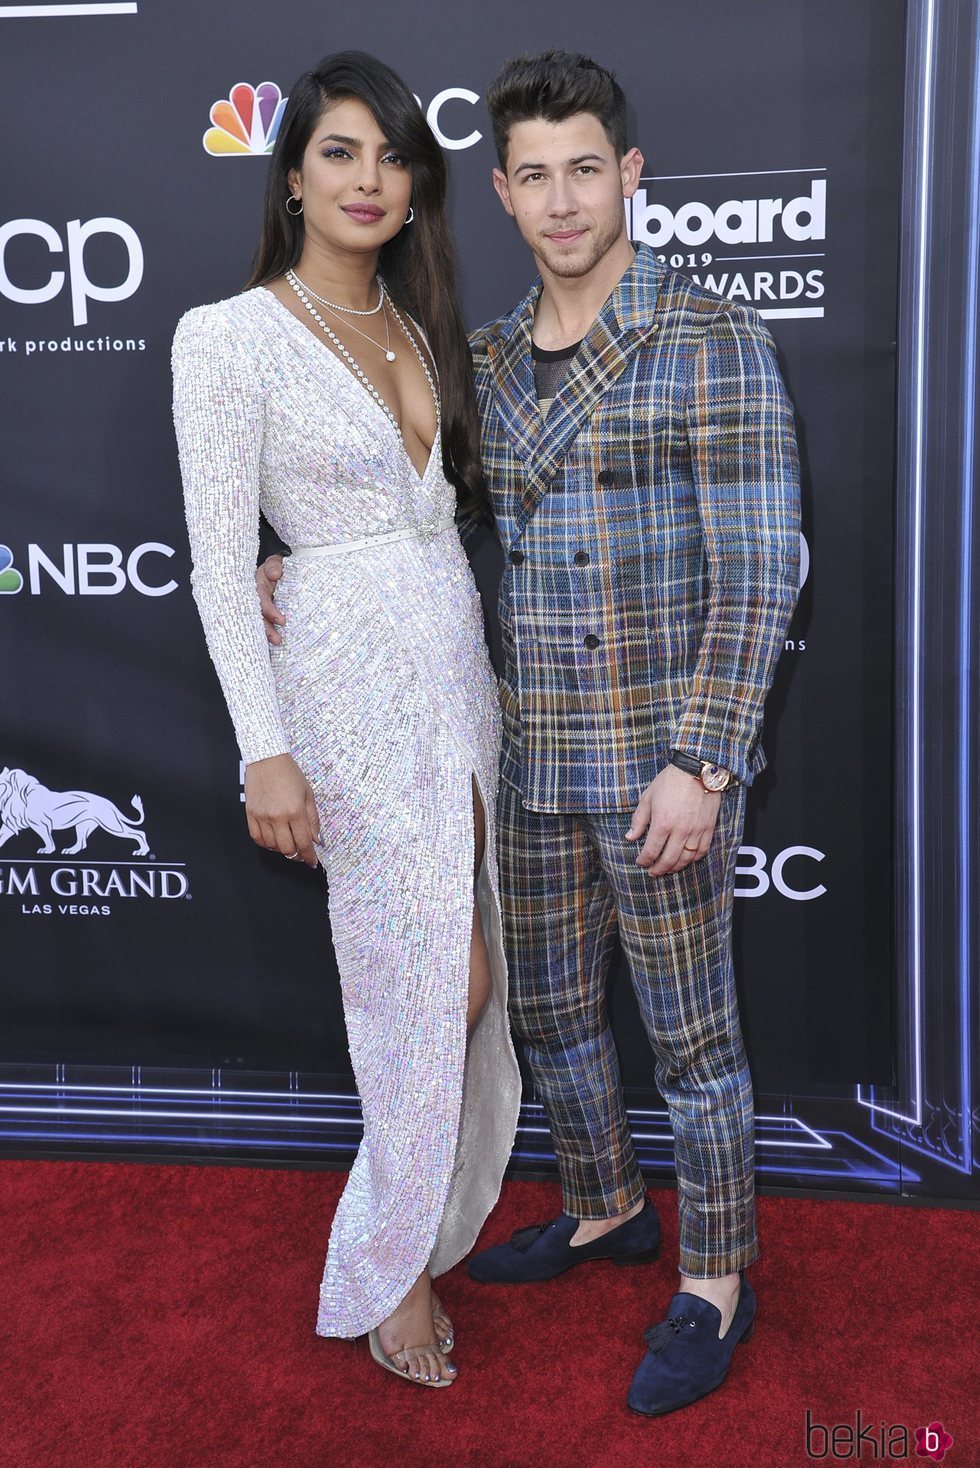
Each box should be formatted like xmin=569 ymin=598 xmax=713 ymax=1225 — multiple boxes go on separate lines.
xmin=532 ymin=338 xmax=583 ymax=411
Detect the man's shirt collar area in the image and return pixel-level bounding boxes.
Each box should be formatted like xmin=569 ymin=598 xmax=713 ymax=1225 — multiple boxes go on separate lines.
xmin=473 ymin=243 xmax=666 ymax=353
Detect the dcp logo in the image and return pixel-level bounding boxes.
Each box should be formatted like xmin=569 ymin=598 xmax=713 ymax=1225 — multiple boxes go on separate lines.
xmin=0 ymin=218 xmax=144 ymax=326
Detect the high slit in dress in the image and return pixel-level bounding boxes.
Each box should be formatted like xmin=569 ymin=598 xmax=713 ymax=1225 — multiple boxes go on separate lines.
xmin=172 ymin=289 xmax=521 ymax=1339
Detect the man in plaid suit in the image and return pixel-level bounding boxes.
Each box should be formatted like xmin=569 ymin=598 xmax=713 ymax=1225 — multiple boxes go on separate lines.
xmin=464 ymin=52 xmax=800 ymax=1416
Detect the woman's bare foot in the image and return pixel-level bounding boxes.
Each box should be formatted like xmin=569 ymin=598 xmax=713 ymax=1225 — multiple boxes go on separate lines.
xmin=376 ymin=1272 xmax=457 ymax=1383
xmin=430 ymin=1291 xmax=454 ymax=1351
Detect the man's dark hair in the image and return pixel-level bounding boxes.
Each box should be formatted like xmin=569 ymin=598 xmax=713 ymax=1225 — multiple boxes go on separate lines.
xmin=486 ymin=51 xmax=628 ymax=169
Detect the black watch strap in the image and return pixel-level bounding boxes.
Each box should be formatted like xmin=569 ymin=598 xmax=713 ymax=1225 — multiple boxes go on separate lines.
xmin=668 ymin=749 xmax=735 ymax=792
xmin=668 ymin=750 xmax=704 ymax=779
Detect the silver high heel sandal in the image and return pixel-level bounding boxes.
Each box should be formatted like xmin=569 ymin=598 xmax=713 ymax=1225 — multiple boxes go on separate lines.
xmin=367 ymin=1329 xmax=457 ymax=1388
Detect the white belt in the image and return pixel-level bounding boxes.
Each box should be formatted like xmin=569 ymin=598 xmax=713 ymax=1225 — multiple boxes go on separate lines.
xmin=289 ymin=516 xmax=456 ymax=560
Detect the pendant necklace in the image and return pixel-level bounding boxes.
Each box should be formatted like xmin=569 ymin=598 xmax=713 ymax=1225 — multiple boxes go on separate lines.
xmin=284 ymin=270 xmax=439 ymax=443
xmin=288 ymin=268 xmax=395 ymax=360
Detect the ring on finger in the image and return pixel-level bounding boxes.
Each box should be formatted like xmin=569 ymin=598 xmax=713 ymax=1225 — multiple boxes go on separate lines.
xmin=284 ymin=851 xmax=299 ymax=860
xmin=683 ymin=843 xmax=699 ymax=852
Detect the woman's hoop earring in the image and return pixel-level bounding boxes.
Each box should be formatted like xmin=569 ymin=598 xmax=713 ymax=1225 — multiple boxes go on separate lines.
xmin=404 ymin=206 xmax=415 ymax=224
xmin=285 ymin=195 xmax=304 ymax=216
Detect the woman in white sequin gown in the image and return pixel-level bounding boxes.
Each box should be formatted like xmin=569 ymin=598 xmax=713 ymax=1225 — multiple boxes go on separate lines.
xmin=172 ymin=53 xmax=520 ymax=1386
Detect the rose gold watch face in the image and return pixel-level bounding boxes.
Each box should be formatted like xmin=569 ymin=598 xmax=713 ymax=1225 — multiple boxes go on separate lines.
xmin=700 ymin=763 xmax=731 ymax=792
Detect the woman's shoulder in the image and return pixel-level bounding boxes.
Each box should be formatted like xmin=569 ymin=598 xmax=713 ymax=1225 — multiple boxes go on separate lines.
xmin=173 ymin=289 xmax=274 ymax=349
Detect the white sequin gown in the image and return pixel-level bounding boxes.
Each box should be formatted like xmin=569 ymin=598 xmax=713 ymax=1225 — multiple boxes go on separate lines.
xmin=172 ymin=289 xmax=521 ymax=1339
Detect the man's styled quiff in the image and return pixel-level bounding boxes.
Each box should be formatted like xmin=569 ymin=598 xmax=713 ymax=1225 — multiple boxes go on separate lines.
xmin=486 ymin=51 xmax=628 ymax=169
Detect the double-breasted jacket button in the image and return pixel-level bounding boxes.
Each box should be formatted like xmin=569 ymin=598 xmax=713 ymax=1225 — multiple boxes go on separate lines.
xmin=509 ymin=549 xmax=525 ymax=565
xmin=583 ymin=633 xmax=600 ymax=649
xmin=597 ymin=470 xmax=617 ymax=488
xmin=573 ymin=550 xmax=590 ymax=566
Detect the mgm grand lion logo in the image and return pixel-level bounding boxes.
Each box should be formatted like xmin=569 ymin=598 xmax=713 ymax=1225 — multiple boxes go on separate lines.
xmin=0 ymin=766 xmax=150 ymax=857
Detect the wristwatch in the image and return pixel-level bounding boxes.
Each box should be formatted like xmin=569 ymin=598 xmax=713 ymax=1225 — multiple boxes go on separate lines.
xmin=668 ymin=749 xmax=735 ymax=793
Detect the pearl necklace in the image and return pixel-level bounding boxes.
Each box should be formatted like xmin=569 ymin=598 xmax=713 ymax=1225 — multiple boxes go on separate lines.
xmin=287 ymin=268 xmax=395 ymax=360
xmin=291 ymin=270 xmax=384 ymax=317
xmin=285 ymin=270 xmax=440 ymax=448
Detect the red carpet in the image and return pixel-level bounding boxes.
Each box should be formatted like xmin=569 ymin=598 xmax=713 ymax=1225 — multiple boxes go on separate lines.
xmin=1 ymin=1160 xmax=977 ymax=1468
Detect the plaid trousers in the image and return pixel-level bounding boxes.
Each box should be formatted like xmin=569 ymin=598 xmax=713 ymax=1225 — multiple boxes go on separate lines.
xmin=497 ymin=777 xmax=758 ymax=1279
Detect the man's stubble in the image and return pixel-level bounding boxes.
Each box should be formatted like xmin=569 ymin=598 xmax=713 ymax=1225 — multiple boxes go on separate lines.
xmin=529 ymin=209 xmax=629 ymax=284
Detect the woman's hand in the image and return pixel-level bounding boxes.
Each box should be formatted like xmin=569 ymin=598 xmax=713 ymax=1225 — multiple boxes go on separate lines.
xmin=244 ymin=753 xmax=321 ymax=867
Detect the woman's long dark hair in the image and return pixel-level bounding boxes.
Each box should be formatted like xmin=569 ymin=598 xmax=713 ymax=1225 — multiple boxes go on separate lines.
xmin=246 ymin=51 xmax=489 ymax=521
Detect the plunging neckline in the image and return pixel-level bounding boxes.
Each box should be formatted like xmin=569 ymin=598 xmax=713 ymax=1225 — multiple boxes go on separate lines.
xmin=258 ymin=286 xmax=439 ymax=484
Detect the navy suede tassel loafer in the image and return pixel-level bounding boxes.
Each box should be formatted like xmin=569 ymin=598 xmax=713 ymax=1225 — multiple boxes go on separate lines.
xmin=467 ymin=1197 xmax=661 ymax=1283
xmin=627 ymin=1275 xmax=756 ymax=1417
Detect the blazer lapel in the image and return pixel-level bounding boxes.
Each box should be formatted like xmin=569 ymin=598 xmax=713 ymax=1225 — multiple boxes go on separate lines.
xmin=523 ymin=314 xmax=655 ymax=508
xmin=485 ymin=247 xmax=666 ymax=536
xmin=485 ymin=283 xmax=542 ymax=470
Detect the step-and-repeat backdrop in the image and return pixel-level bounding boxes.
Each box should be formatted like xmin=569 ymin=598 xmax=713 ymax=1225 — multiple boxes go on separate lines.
xmin=1 ymin=0 xmax=972 ymax=1201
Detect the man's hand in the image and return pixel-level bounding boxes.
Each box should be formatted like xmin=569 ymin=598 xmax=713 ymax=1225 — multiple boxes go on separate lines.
xmin=257 ymin=555 xmax=285 ymax=645
xmin=244 ymin=753 xmax=321 ymax=867
xmin=625 ymin=764 xmax=722 ymax=876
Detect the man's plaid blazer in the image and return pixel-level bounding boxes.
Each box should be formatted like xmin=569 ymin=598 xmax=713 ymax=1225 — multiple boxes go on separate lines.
xmin=470 ymin=244 xmax=801 ymax=814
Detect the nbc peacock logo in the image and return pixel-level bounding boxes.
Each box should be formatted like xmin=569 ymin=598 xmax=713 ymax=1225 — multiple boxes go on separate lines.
xmin=0 ymin=546 xmax=23 ymax=595
xmin=203 ymin=82 xmax=287 ymax=156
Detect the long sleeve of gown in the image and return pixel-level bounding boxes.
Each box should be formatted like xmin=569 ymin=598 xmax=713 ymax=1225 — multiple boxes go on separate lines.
xmin=172 ymin=305 xmax=290 ymax=765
